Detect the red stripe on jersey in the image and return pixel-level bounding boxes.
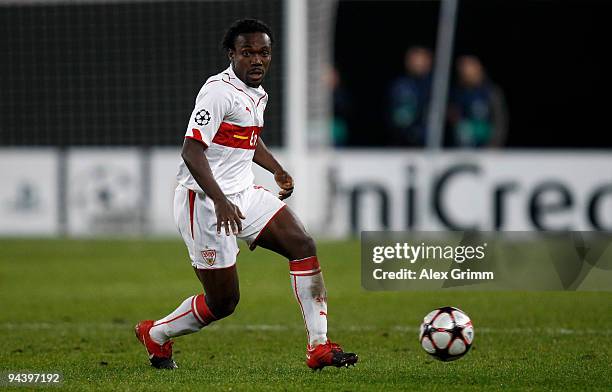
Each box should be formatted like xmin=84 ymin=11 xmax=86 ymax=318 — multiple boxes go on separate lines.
xmin=289 ymin=256 xmax=320 ymax=272
xmin=185 ymin=128 xmax=209 ymax=147
xmin=192 ymin=128 xmax=203 ymax=141
xmin=212 ymin=122 xmax=262 ymax=150
xmin=185 ymin=136 xmax=208 ymax=148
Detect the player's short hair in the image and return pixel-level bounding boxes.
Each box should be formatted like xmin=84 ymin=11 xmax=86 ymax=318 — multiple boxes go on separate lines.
xmin=222 ymin=18 xmax=274 ymax=52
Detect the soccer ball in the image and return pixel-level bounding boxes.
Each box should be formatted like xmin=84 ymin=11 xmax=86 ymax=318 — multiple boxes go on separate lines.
xmin=419 ymin=306 xmax=474 ymax=361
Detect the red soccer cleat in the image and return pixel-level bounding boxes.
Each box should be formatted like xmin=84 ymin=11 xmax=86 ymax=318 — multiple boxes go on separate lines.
xmin=306 ymin=340 xmax=358 ymax=370
xmin=134 ymin=320 xmax=177 ymax=369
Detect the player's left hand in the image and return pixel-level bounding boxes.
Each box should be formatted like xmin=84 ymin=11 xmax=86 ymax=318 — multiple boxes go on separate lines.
xmin=274 ymin=169 xmax=294 ymax=200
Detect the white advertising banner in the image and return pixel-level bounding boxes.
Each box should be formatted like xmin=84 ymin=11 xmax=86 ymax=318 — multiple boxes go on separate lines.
xmin=327 ymin=151 xmax=612 ymax=234
xmin=149 ymin=150 xmax=612 ymax=236
xmin=66 ymin=148 xmax=143 ymax=236
xmin=149 ymin=148 xmax=180 ymax=235
xmin=0 ymin=149 xmax=59 ymax=236
xmin=1 ymin=148 xmax=610 ymax=237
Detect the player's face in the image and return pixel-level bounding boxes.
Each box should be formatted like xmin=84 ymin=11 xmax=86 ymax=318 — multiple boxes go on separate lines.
xmin=229 ymin=32 xmax=272 ymax=88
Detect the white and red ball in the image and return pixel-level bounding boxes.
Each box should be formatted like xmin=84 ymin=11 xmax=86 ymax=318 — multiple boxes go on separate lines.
xmin=419 ymin=306 xmax=474 ymax=361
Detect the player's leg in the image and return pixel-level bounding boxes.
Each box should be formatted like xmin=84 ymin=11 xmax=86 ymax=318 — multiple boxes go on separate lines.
xmin=146 ymin=287 xmax=218 ymax=345
xmin=193 ymin=265 xmax=240 ymax=319
xmin=139 ymin=272 xmax=238 ymax=371
xmin=254 ymin=206 xmax=315 ymax=260
xmin=135 ymin=186 xmax=236 ymax=369
xmin=251 ymin=203 xmax=357 ymax=369
xmin=138 ymin=265 xmax=239 ymax=349
xmin=254 ymin=207 xmax=327 ymax=343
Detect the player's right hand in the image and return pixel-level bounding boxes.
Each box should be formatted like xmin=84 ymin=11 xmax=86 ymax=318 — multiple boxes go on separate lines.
xmin=213 ymin=198 xmax=245 ymax=236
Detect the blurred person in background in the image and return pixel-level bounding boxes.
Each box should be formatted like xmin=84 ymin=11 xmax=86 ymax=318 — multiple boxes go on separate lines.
xmin=387 ymin=46 xmax=433 ymax=146
xmin=447 ymin=55 xmax=508 ymax=148
xmin=324 ymin=65 xmax=352 ymax=147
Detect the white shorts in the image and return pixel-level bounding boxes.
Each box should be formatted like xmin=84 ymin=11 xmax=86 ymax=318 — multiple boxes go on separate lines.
xmin=174 ymin=184 xmax=286 ymax=269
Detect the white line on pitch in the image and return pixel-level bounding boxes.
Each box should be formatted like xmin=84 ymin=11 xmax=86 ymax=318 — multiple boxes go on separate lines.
xmin=0 ymin=322 xmax=610 ymax=336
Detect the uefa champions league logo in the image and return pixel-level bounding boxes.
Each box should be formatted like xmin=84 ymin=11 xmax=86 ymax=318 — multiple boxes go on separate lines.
xmin=194 ymin=109 xmax=211 ymax=126
xmin=70 ymin=164 xmax=141 ymax=234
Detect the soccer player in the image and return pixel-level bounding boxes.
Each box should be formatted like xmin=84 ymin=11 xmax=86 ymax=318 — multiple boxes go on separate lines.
xmin=135 ymin=19 xmax=358 ymax=370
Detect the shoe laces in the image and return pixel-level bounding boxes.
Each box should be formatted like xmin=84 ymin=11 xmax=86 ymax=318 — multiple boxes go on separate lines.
xmin=307 ymin=340 xmax=342 ymax=354
xmin=325 ymin=341 xmax=342 ymax=353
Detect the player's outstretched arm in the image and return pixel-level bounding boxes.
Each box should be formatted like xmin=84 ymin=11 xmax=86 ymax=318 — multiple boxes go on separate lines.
xmin=181 ymin=138 xmax=245 ymax=235
xmin=253 ymin=139 xmax=294 ymax=200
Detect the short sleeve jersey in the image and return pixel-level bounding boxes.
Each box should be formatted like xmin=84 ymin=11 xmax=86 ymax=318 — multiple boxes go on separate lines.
xmin=177 ymin=66 xmax=268 ymax=195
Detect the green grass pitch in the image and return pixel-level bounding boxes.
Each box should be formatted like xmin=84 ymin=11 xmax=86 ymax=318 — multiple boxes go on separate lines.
xmin=1 ymin=239 xmax=610 ymax=391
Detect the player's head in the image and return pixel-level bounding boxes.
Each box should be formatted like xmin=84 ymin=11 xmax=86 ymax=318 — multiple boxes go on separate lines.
xmin=222 ymin=19 xmax=274 ymax=88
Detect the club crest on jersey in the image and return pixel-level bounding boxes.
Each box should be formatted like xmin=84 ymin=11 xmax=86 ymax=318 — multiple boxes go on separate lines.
xmin=194 ymin=109 xmax=211 ymax=126
xmin=201 ymin=249 xmax=216 ymax=266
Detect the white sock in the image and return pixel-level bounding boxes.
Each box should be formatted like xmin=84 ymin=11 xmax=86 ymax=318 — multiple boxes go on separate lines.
xmin=149 ymin=294 xmax=216 ymax=344
xmin=289 ymin=256 xmax=328 ymax=348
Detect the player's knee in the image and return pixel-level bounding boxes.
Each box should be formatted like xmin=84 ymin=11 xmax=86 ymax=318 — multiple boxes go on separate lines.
xmin=303 ymin=234 xmax=316 ymax=256
xmin=221 ymin=296 xmax=239 ymax=318
xmin=208 ymin=293 xmax=240 ymax=319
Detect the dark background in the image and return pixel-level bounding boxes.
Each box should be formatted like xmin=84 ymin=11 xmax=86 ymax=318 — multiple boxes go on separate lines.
xmin=2 ymin=1 xmax=611 ymax=148
xmin=0 ymin=1 xmax=284 ymax=146
xmin=334 ymin=0 xmax=612 ymax=148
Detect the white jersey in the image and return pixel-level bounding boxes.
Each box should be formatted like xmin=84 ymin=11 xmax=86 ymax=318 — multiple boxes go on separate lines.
xmin=177 ymin=66 xmax=268 ymax=195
